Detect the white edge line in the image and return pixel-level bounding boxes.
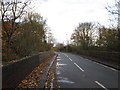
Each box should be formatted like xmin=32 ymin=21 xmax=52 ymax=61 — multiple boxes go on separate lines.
xmin=95 ymin=81 xmax=108 ymax=90
xmin=74 ymin=63 xmax=84 ymax=72
xmin=63 ymin=53 xmax=117 ymax=72
xmin=93 ymin=62 xmax=118 ymax=72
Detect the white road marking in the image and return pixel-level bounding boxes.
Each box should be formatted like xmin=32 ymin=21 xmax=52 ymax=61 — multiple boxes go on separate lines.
xmin=64 ymin=54 xmax=69 ymax=58
xmin=57 ymin=56 xmax=61 ymax=59
xmin=93 ymin=61 xmax=118 ymax=72
xmin=50 ymin=83 xmax=53 ymax=90
xmin=74 ymin=63 xmax=84 ymax=72
xmin=62 ymin=53 xmax=117 ymax=73
xmin=62 ymin=53 xmax=73 ymax=62
xmin=95 ymin=81 xmax=108 ymax=90
xmin=68 ymin=57 xmax=73 ymax=61
xmin=63 ymin=53 xmax=85 ymax=72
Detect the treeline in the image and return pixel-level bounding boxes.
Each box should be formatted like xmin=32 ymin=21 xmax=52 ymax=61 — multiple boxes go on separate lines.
xmin=1 ymin=1 xmax=53 ymax=61
xmin=56 ymin=22 xmax=120 ymax=66
xmin=57 ymin=22 xmax=119 ymax=52
xmin=56 ymin=0 xmax=120 ymax=55
xmin=70 ymin=22 xmax=119 ymax=52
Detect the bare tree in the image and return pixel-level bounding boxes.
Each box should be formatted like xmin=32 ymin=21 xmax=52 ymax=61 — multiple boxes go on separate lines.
xmin=106 ymin=0 xmax=120 ymax=26
xmin=106 ymin=0 xmax=120 ymax=51
xmin=0 ymin=0 xmax=30 ymax=59
xmin=1 ymin=0 xmax=30 ymax=41
xmin=71 ymin=22 xmax=95 ymax=49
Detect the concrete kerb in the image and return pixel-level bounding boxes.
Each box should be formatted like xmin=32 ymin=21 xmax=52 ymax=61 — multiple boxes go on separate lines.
xmin=38 ymin=54 xmax=58 ymax=88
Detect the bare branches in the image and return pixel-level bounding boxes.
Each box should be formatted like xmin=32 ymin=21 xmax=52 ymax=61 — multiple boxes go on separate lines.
xmin=1 ymin=0 xmax=30 ymax=22
xmin=106 ymin=0 xmax=120 ymax=15
xmin=71 ymin=22 xmax=96 ymax=49
xmin=106 ymin=0 xmax=120 ymax=28
xmin=1 ymin=0 xmax=31 ymax=56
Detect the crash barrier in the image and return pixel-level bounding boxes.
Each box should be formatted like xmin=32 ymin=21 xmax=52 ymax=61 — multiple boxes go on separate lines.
xmin=2 ymin=51 xmax=55 ymax=88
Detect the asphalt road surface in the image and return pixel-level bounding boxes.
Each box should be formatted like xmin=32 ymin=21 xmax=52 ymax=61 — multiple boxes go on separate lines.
xmin=55 ymin=52 xmax=119 ymax=89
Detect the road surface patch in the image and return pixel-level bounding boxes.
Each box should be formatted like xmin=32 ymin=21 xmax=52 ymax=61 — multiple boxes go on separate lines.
xmin=57 ymin=77 xmax=75 ymax=84
xmin=56 ymin=70 xmax=61 ymax=75
xmin=58 ymin=80 xmax=75 ymax=84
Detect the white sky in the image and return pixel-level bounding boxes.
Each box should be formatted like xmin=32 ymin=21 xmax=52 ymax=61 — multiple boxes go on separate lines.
xmin=32 ymin=0 xmax=114 ymax=44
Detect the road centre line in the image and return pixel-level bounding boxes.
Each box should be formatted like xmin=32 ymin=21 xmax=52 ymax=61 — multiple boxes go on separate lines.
xmin=63 ymin=53 xmax=84 ymax=72
xmin=74 ymin=63 xmax=85 ymax=72
xmin=69 ymin=58 xmax=73 ymax=61
xmin=63 ymin=53 xmax=69 ymax=57
xmin=62 ymin=53 xmax=117 ymax=73
xmin=63 ymin=53 xmax=117 ymax=72
xmin=63 ymin=53 xmax=73 ymax=61
xmin=95 ymin=81 xmax=108 ymax=90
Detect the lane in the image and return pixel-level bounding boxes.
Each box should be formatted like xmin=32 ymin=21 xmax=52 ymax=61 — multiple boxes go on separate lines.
xmin=56 ymin=52 xmax=101 ymax=88
xmin=60 ymin=53 xmax=118 ymax=88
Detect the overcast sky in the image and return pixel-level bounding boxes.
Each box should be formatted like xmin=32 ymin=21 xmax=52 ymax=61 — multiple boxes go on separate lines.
xmin=32 ymin=0 xmax=114 ymax=44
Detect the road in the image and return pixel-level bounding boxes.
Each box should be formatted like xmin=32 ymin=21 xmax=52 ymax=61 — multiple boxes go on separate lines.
xmin=55 ymin=52 xmax=119 ymax=89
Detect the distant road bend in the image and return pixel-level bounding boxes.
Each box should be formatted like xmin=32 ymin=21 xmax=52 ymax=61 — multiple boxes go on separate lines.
xmin=55 ymin=52 xmax=119 ymax=89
